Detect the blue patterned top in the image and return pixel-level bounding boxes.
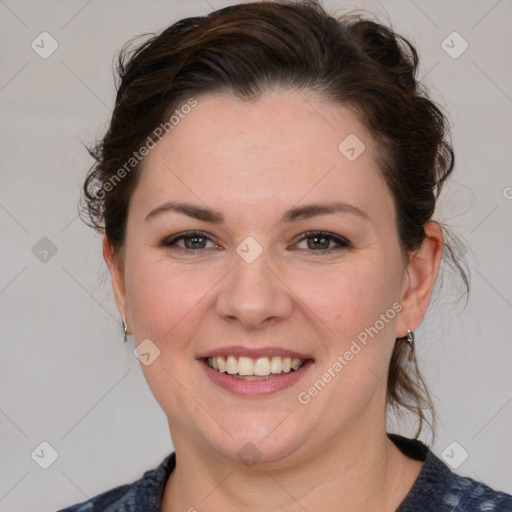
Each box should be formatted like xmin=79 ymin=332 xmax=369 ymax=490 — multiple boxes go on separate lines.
xmin=56 ymin=434 xmax=512 ymax=511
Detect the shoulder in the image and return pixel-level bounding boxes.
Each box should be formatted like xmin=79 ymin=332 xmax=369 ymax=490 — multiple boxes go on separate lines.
xmin=443 ymin=472 xmax=512 ymax=511
xmin=389 ymin=434 xmax=512 ymax=512
xmin=55 ymin=453 xmax=175 ymax=512
xmin=55 ymin=484 xmax=131 ymax=512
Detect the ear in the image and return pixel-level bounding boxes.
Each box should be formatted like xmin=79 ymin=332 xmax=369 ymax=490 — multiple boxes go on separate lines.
xmin=102 ymin=234 xmax=128 ymax=323
xmin=396 ymin=222 xmax=443 ymax=338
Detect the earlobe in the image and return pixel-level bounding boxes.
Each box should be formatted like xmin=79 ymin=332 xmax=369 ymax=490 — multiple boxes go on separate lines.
xmin=102 ymin=234 xmax=128 ymax=320
xmin=396 ymin=222 xmax=444 ymax=338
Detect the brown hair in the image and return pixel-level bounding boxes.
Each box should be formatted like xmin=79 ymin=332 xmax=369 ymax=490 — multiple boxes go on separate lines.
xmin=81 ymin=0 xmax=469 ymax=440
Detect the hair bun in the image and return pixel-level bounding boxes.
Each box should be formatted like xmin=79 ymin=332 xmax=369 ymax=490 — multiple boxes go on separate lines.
xmin=348 ymin=19 xmax=418 ymax=93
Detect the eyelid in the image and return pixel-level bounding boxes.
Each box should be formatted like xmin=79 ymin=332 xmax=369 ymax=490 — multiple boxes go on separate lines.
xmin=293 ymin=231 xmax=352 ymax=252
xmin=161 ymin=231 xmax=219 ymax=250
xmin=161 ymin=230 xmax=352 ymax=253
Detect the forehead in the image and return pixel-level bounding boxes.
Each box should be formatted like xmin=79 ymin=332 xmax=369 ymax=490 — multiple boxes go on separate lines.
xmin=132 ymin=90 xmax=394 ymax=225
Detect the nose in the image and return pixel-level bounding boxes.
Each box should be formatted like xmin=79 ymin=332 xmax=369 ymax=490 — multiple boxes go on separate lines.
xmin=215 ymin=247 xmax=293 ymax=329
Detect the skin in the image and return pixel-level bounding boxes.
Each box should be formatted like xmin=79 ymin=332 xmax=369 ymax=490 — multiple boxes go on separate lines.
xmin=104 ymin=90 xmax=443 ymax=511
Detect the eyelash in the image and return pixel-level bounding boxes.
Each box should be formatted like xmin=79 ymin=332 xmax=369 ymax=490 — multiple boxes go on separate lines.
xmin=161 ymin=230 xmax=352 ymax=255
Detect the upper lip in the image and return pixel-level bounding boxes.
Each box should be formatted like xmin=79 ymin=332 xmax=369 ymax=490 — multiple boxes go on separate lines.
xmin=196 ymin=346 xmax=314 ymax=360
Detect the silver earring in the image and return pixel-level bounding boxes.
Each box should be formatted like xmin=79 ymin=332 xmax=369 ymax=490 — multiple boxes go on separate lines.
xmin=122 ymin=317 xmax=128 ymax=343
xmin=406 ymin=329 xmax=415 ymax=349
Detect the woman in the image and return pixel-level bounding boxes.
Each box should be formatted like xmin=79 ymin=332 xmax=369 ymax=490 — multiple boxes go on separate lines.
xmin=58 ymin=1 xmax=512 ymax=510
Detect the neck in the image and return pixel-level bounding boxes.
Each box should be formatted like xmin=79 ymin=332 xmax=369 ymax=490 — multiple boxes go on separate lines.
xmin=161 ymin=422 xmax=422 ymax=512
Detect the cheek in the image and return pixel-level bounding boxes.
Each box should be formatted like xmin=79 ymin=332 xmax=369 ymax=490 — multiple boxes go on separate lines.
xmin=294 ymin=256 xmax=403 ymax=413
xmin=125 ymin=257 xmax=211 ymax=345
xmin=123 ymin=256 xmax=217 ymax=421
xmin=294 ymin=259 xmax=402 ymax=345
xmin=293 ymin=262 xmax=402 ymax=422
xmin=125 ymin=247 xmax=403 ymax=352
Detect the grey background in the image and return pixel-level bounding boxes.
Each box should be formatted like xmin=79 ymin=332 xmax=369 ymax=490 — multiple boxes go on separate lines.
xmin=0 ymin=0 xmax=511 ymax=510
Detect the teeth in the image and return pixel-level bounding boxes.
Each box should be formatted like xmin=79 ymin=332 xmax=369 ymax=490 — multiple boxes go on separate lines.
xmin=226 ymin=355 xmax=238 ymax=375
xmin=206 ymin=355 xmax=306 ymax=376
xmin=254 ymin=357 xmax=270 ymax=376
xmin=238 ymin=356 xmax=254 ymax=376
xmin=291 ymin=358 xmax=301 ymax=370
xmin=270 ymin=356 xmax=282 ymax=374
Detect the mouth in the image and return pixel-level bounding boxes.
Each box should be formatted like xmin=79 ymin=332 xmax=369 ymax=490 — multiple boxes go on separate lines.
xmin=204 ymin=355 xmax=308 ymax=380
xmin=198 ymin=351 xmax=314 ymax=397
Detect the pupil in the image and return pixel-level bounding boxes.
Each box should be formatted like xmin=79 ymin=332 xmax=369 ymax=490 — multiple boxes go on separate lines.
xmin=309 ymin=236 xmax=328 ymax=250
xmin=185 ymin=236 xmax=205 ymax=249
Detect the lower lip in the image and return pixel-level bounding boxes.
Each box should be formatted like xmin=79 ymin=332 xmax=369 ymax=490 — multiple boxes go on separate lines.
xmin=198 ymin=359 xmax=314 ymax=397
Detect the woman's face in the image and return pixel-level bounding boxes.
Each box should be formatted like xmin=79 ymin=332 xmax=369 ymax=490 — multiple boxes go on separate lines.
xmin=108 ymin=90 xmax=421 ymax=466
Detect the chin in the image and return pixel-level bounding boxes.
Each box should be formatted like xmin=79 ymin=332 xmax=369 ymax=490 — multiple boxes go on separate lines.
xmin=202 ymin=422 xmax=308 ymax=470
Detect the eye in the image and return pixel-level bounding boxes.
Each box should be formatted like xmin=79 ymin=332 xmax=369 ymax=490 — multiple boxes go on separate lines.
xmin=161 ymin=231 xmax=218 ymax=252
xmin=293 ymin=231 xmax=352 ymax=254
xmin=161 ymin=230 xmax=352 ymax=255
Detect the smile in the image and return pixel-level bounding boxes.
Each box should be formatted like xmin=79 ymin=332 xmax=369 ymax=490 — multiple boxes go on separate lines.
xmin=199 ymin=355 xmax=314 ymax=397
xmin=205 ymin=355 xmax=306 ymax=379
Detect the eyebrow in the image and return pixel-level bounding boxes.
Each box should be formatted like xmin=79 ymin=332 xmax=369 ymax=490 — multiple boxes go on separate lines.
xmin=145 ymin=200 xmax=370 ymax=224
